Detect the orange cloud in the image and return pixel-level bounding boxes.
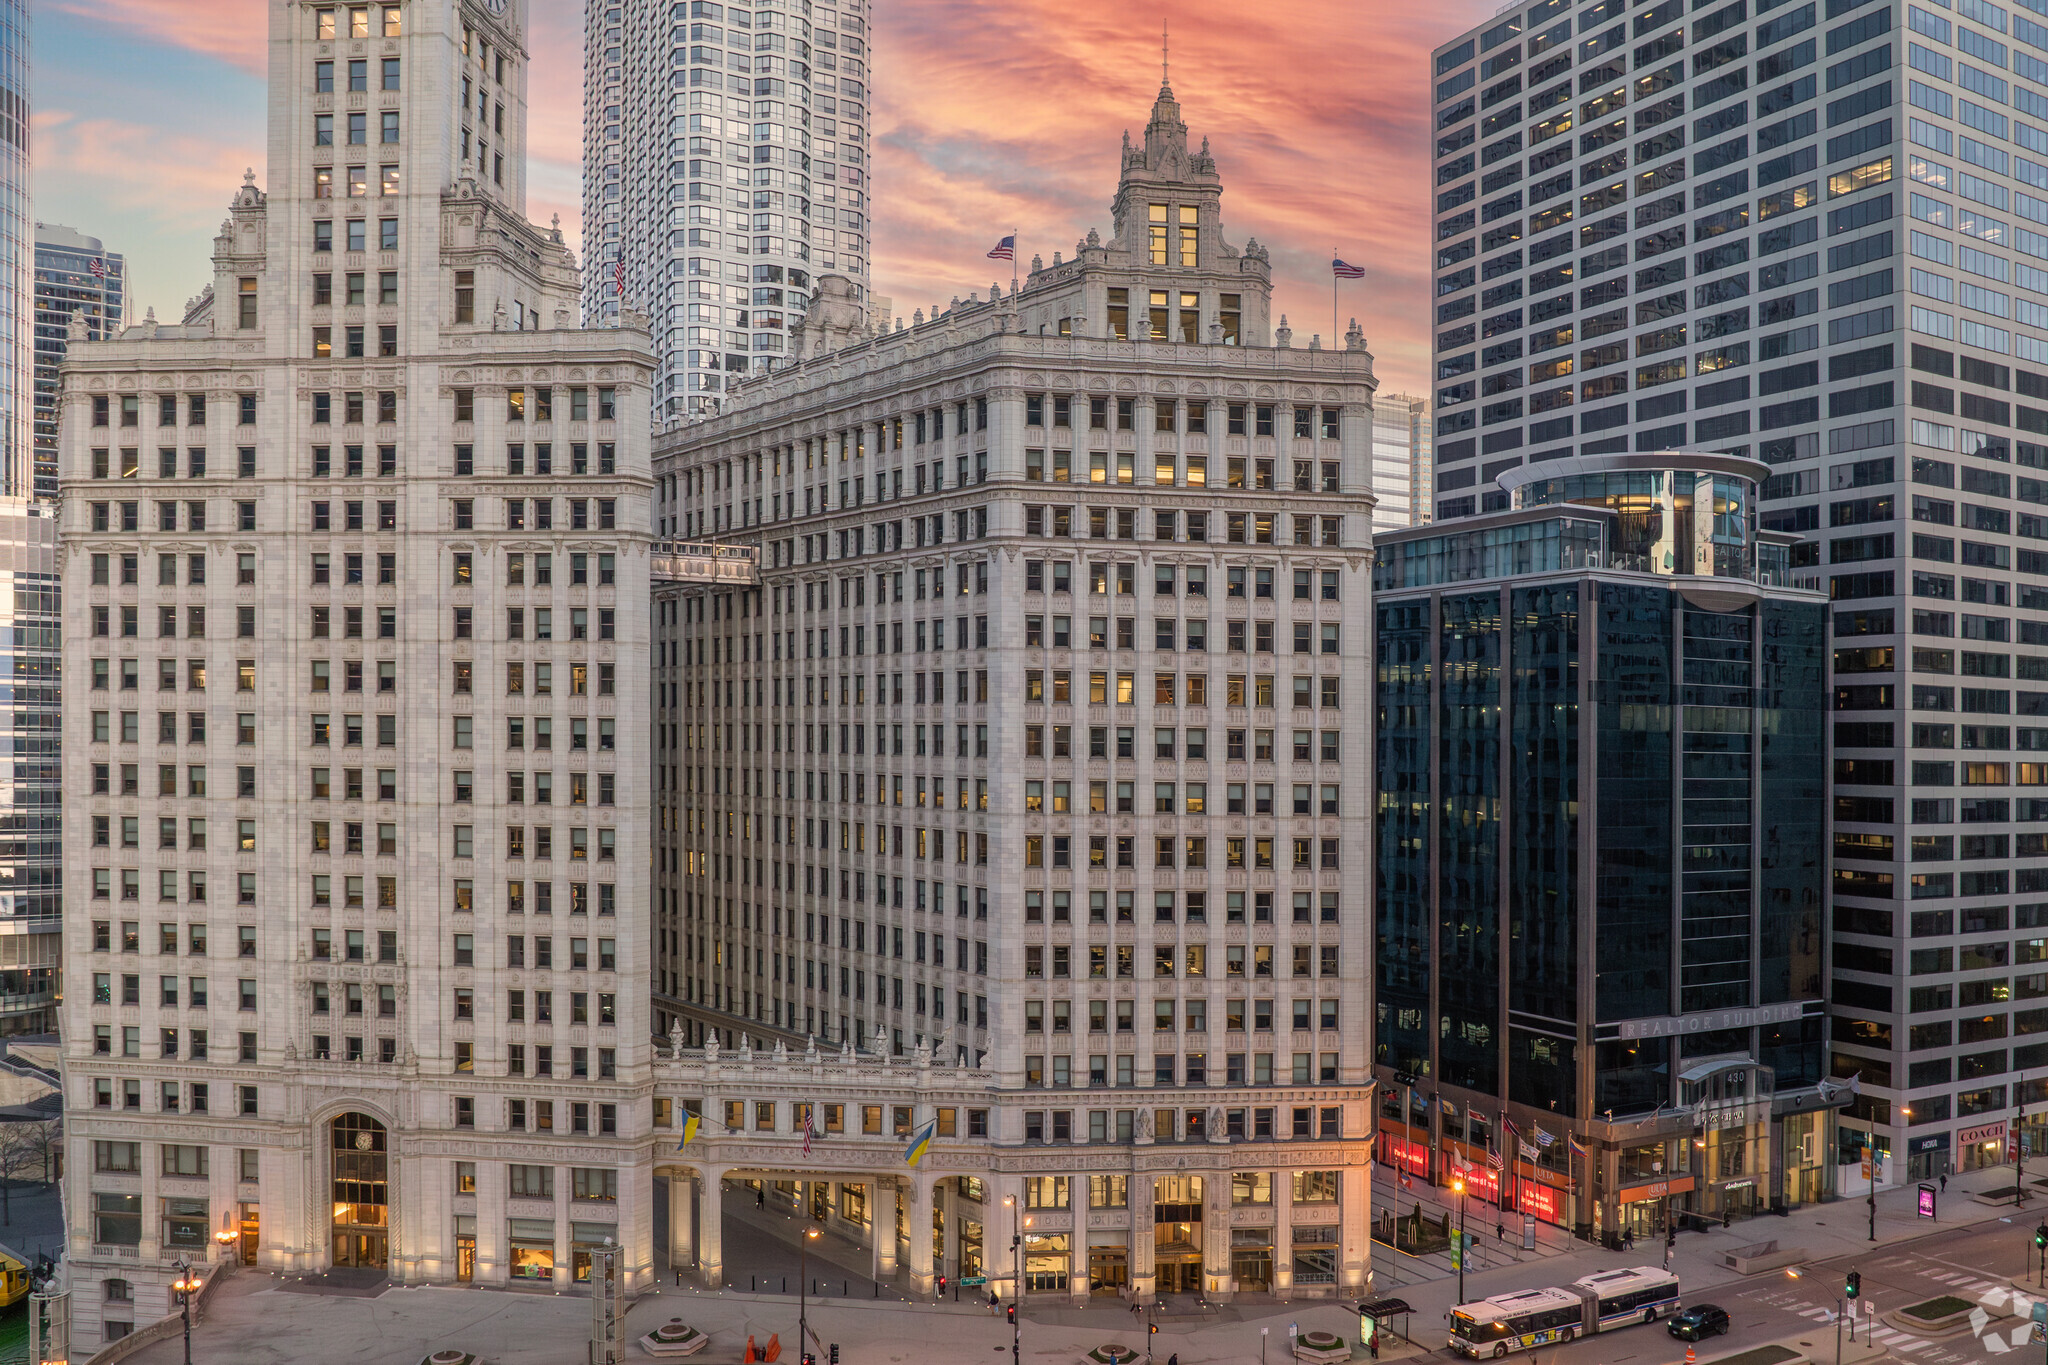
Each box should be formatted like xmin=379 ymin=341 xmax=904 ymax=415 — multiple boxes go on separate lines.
xmin=865 ymin=0 xmax=1502 ymax=397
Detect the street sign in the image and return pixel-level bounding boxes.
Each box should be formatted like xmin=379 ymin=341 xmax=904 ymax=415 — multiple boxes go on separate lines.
xmin=959 ymin=1277 xmax=987 ymax=1287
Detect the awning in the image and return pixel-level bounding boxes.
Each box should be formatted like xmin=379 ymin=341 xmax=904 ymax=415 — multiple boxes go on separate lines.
xmin=1357 ymin=1299 xmax=1415 ymax=1319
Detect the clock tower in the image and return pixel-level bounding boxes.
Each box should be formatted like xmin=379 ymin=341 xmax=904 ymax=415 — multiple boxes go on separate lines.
xmin=57 ymin=0 xmax=653 ymax=1339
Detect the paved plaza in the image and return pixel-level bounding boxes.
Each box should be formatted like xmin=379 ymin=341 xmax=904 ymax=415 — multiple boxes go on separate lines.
xmin=103 ymin=1162 xmax=2048 ymax=1365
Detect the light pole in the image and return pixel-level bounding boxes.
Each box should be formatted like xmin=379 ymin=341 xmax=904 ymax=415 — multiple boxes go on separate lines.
xmin=799 ymin=1226 xmax=819 ymax=1365
xmin=1787 ymin=1267 xmax=1841 ymax=1365
xmin=1452 ymin=1175 xmax=1468 ymax=1306
xmin=170 ymin=1258 xmax=199 ymax=1365
xmin=1003 ymin=1195 xmax=1022 ymax=1365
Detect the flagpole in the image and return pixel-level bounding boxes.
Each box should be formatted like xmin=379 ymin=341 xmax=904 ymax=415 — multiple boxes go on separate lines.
xmin=1011 ymin=226 xmax=1020 ymax=296
xmin=1332 ymin=245 xmax=1339 ymax=346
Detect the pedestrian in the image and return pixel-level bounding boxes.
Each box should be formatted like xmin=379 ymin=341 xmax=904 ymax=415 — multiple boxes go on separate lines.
xmin=1496 ymin=1221 xmax=1505 ymax=1243
xmin=1130 ymin=1302 xmax=1142 ymax=1318
xmin=1168 ymin=1353 xmax=1179 ymax=1365
xmin=1941 ymin=1173 xmax=1949 ymax=1193
xmin=989 ymin=1290 xmax=999 ymax=1317
xmin=757 ymin=1187 xmax=766 ymax=1209
xmin=1622 ymin=1227 xmax=1634 ymax=1251
xmin=1368 ymin=1334 xmax=1380 ymax=1361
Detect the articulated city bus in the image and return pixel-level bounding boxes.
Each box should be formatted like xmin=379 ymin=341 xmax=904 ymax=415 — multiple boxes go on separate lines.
xmin=1448 ymin=1266 xmax=1681 ymax=1358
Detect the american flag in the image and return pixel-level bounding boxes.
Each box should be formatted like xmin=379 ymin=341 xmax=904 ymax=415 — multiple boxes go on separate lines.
xmin=87 ymin=257 xmax=107 ymax=280
xmin=613 ymin=258 xmax=626 ymax=298
xmin=801 ymin=1104 xmax=817 ymax=1156
xmin=1332 ymin=258 xmax=1365 ymax=279
xmin=1486 ymin=1146 xmax=1503 ymax=1171
xmin=986 ymin=235 xmax=1015 ymax=262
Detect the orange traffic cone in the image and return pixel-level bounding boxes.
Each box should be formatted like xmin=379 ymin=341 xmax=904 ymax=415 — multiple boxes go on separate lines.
xmin=744 ymin=1336 xmax=758 ymax=1363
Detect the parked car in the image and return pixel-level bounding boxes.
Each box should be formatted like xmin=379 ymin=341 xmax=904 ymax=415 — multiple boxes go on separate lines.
xmin=1667 ymin=1305 xmax=1731 ymax=1341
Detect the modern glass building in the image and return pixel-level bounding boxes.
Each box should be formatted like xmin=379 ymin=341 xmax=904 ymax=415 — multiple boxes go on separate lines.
xmin=0 ymin=0 xmax=27 ymax=499
xmin=584 ymin=0 xmax=872 ymax=423
xmin=1373 ymin=451 xmax=1838 ymax=1241
xmin=0 ymin=497 xmax=59 ymax=1034
xmin=33 ymin=224 xmax=125 ymax=503
xmin=1430 ymin=0 xmax=2048 ymax=1194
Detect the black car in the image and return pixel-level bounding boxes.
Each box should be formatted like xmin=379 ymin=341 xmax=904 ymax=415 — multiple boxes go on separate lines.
xmin=1667 ymin=1305 xmax=1731 ymax=1341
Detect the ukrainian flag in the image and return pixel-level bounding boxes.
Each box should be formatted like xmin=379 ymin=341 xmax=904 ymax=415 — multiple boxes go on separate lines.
xmin=903 ymin=1119 xmax=937 ymax=1167
xmin=678 ymin=1111 xmax=700 ymax=1150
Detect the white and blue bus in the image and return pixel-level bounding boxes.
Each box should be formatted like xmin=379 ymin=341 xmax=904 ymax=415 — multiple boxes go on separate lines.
xmin=1448 ymin=1266 xmax=1681 ymax=1358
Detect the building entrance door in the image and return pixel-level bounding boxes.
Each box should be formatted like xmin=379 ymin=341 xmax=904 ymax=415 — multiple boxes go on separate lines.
xmin=330 ymin=1112 xmax=390 ymax=1270
xmin=1088 ymin=1246 xmax=1127 ymax=1295
xmin=1156 ymin=1254 xmax=1202 ymax=1293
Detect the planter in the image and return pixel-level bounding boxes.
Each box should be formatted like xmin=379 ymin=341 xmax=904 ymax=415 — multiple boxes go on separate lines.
xmin=1084 ymin=1346 xmax=1139 ymax=1365
xmin=1887 ymin=1295 xmax=1991 ymax=1339
xmin=1293 ymin=1332 xmax=1348 ymax=1365
xmin=642 ymin=1321 xmax=711 ymax=1358
xmin=422 ymin=1353 xmax=477 ymax=1365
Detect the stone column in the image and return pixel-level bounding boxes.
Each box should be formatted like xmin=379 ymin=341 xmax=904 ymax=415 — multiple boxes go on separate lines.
xmin=1202 ymin=1167 xmax=1232 ymax=1300
xmin=1273 ymin=1168 xmax=1295 ymax=1300
xmin=876 ymin=1180 xmax=900 ymax=1279
xmin=1129 ymin=1169 xmax=1156 ymax=1303
xmin=1341 ymin=1161 xmax=1371 ymax=1294
xmin=1070 ymin=1174 xmax=1091 ymax=1303
xmin=699 ymin=1166 xmax=726 ymax=1290
xmin=668 ymin=1169 xmax=696 ymax=1276
xmin=907 ymin=1173 xmax=935 ymax=1294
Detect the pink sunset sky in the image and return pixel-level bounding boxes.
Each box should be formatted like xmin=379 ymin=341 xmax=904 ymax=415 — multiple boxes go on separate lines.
xmin=35 ymin=0 xmax=1502 ymax=401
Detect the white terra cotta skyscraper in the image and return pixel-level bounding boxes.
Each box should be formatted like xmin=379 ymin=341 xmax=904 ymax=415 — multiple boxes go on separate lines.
xmin=55 ymin=0 xmax=656 ymax=1344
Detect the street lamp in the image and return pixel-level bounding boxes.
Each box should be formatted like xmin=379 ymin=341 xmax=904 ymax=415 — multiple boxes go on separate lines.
xmin=1786 ymin=1267 xmax=1843 ymax=1365
xmin=799 ymin=1226 xmax=820 ymax=1365
xmin=169 ymin=1259 xmax=200 ymax=1365
xmin=1002 ymin=1196 xmax=1022 ymax=1365
xmin=1451 ymin=1176 xmax=1468 ymax=1306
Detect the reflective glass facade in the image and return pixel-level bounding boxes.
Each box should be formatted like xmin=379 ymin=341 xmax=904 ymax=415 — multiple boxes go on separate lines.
xmin=33 ymin=225 xmax=124 ymax=503
xmin=0 ymin=0 xmax=26 ymax=499
xmin=1374 ymin=453 xmax=1831 ymax=1231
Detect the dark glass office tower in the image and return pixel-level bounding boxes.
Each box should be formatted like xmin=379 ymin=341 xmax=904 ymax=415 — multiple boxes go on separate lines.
xmin=1373 ymin=450 xmax=1839 ymax=1243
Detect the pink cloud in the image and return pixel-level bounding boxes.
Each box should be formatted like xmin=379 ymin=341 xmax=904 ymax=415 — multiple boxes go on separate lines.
xmin=50 ymin=0 xmax=1499 ymax=396
xmin=53 ymin=0 xmax=267 ymax=73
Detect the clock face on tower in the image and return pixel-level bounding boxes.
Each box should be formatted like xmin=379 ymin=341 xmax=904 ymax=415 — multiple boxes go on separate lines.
xmin=482 ymin=0 xmax=508 ymax=14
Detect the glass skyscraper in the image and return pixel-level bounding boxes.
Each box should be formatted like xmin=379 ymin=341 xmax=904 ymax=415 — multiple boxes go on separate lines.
xmin=0 ymin=0 xmax=27 ymax=498
xmin=34 ymin=224 xmax=125 ymax=503
xmin=1431 ymin=0 xmax=2048 ymax=1196
xmin=1374 ymin=451 xmax=1836 ymax=1241
xmin=584 ymin=0 xmax=872 ymax=421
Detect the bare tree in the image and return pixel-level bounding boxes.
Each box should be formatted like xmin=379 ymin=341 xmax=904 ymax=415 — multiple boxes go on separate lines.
xmin=0 ymin=1122 xmax=50 ymax=1226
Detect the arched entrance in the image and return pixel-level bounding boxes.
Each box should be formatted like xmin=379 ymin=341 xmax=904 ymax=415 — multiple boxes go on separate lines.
xmin=331 ymin=1112 xmax=389 ymax=1269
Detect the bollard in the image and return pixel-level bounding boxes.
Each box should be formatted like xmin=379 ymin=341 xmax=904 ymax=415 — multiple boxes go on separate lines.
xmin=782 ymin=1278 xmax=787 ymax=1293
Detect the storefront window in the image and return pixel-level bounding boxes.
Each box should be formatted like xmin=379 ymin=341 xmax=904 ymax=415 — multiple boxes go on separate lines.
xmin=162 ymin=1197 xmax=210 ymax=1250
xmin=571 ymin=1222 xmax=618 ymax=1282
xmin=508 ymin=1217 xmax=555 ymax=1279
xmin=1291 ymin=1226 xmax=1337 ymax=1284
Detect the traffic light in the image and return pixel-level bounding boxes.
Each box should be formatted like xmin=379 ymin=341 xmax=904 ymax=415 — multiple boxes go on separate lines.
xmin=830 ymin=1346 xmax=840 ymax=1365
xmin=1007 ymin=1306 xmax=1017 ymax=1326
xmin=2035 ymin=1225 xmax=2047 ymax=1249
xmin=1149 ymin=1322 xmax=1159 ymax=1336
xmin=1845 ymin=1272 xmax=1862 ymax=1300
